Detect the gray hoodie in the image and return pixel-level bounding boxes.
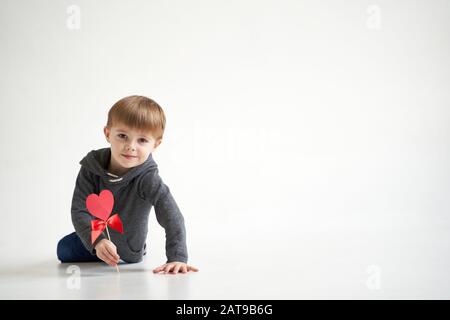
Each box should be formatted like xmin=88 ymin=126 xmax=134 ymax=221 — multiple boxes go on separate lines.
xmin=70 ymin=147 xmax=188 ymax=263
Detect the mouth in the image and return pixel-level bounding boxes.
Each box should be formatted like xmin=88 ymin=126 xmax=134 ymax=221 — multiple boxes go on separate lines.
xmin=122 ymin=154 xmax=137 ymax=160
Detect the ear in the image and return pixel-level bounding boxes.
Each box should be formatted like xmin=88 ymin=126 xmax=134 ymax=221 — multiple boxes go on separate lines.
xmin=153 ymin=138 xmax=162 ymax=149
xmin=104 ymin=126 xmax=111 ymax=143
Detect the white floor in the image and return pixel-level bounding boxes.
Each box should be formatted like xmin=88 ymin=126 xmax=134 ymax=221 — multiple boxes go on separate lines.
xmin=1 ymin=226 xmax=449 ymax=300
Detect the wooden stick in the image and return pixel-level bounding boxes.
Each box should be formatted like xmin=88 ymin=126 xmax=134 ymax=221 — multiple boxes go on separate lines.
xmin=106 ymin=225 xmax=120 ymax=273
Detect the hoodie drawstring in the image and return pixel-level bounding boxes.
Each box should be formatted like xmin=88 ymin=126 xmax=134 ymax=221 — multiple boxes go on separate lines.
xmin=107 ymin=172 xmax=123 ymax=182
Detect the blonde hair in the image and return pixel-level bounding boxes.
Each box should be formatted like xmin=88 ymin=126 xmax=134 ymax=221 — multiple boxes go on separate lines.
xmin=106 ymin=95 xmax=166 ymax=140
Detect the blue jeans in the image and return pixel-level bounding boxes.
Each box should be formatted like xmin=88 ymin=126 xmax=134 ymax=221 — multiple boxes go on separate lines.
xmin=57 ymin=232 xmax=102 ymax=263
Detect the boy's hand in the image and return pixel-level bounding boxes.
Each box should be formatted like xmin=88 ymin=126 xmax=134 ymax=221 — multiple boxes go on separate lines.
xmin=153 ymin=262 xmax=199 ymax=274
xmin=94 ymin=239 xmax=120 ymax=267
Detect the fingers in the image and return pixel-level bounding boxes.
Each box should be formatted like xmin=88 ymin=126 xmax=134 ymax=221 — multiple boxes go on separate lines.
xmin=153 ymin=263 xmax=199 ymax=274
xmin=188 ymin=265 xmax=199 ymax=272
xmin=153 ymin=263 xmax=174 ymax=274
xmin=104 ymin=243 xmax=120 ymax=263
xmin=153 ymin=264 xmax=166 ymax=273
xmin=95 ymin=242 xmax=120 ymax=267
xmin=97 ymin=250 xmax=117 ymax=267
xmin=173 ymin=264 xmax=181 ymax=274
xmin=104 ymin=250 xmax=118 ymax=266
xmin=163 ymin=264 xmax=172 ymax=274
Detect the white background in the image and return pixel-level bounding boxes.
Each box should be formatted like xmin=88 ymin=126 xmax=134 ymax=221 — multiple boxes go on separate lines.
xmin=0 ymin=0 xmax=449 ymax=299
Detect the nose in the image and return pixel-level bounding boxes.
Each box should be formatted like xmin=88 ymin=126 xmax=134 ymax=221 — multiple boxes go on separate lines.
xmin=126 ymin=143 xmax=136 ymax=152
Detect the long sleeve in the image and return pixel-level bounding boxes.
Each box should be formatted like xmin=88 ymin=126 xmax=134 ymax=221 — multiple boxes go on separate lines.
xmin=71 ymin=166 xmax=106 ymax=254
xmin=144 ymin=170 xmax=188 ymax=263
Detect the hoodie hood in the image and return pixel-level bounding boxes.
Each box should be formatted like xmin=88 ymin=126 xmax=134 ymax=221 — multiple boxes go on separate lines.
xmin=79 ymin=147 xmax=158 ymax=186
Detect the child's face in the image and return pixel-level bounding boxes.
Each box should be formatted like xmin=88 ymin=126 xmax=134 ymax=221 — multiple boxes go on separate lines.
xmin=103 ymin=123 xmax=162 ymax=174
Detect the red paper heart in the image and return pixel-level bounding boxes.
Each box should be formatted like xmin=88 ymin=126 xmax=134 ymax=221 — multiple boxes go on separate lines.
xmin=86 ymin=189 xmax=114 ymax=221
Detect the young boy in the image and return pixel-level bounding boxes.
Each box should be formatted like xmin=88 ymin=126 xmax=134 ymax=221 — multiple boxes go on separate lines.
xmin=57 ymin=95 xmax=198 ymax=274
